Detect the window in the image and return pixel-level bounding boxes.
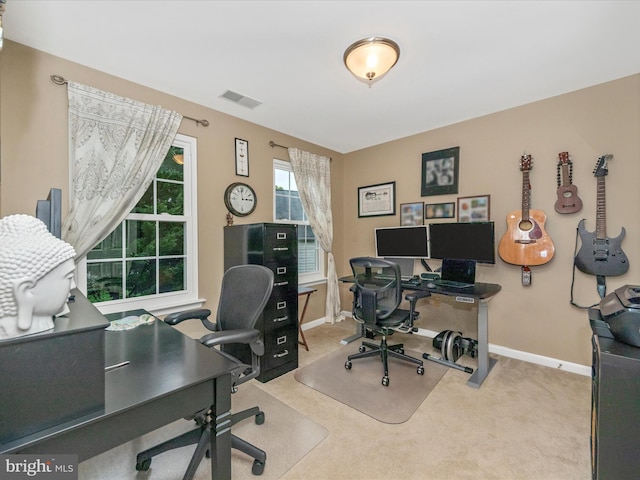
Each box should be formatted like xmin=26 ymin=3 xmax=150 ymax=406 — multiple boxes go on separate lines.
xmin=274 ymin=159 xmax=325 ymax=284
xmin=79 ymin=134 xmax=200 ymax=314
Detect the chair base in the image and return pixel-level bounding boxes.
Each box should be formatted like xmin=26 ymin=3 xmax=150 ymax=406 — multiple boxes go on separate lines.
xmin=135 ymin=406 xmax=266 ymax=479
xmin=345 ymin=336 xmax=424 ymax=387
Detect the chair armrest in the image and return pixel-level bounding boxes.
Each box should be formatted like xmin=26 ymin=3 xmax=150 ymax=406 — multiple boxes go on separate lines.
xmin=200 ymin=329 xmax=264 ymax=356
xmin=405 ymin=290 xmax=431 ymax=304
xmin=164 ymin=308 xmax=212 ymax=325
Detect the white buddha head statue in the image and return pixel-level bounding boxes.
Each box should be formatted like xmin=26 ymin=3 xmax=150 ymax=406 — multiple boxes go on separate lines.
xmin=0 ymin=214 xmax=76 ymax=340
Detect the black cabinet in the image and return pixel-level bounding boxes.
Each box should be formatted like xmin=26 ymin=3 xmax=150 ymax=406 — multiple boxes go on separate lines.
xmin=589 ymin=309 xmax=640 ymax=480
xmin=224 ymin=223 xmax=298 ymax=382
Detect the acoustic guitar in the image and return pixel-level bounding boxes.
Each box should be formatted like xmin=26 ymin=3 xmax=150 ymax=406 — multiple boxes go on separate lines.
xmin=554 ymin=152 xmax=583 ymax=214
xmin=498 ymin=154 xmax=555 ymax=266
xmin=574 ymin=154 xmax=628 ymax=277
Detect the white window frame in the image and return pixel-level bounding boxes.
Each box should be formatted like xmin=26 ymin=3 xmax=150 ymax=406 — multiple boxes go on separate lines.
xmin=273 ymin=159 xmax=326 ymax=285
xmin=75 ymin=134 xmax=202 ymax=315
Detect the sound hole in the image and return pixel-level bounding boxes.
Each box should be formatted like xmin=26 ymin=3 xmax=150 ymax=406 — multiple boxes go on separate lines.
xmin=519 ymin=219 xmax=533 ymax=231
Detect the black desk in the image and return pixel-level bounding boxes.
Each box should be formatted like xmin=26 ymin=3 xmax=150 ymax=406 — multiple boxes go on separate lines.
xmin=340 ymin=276 xmax=501 ymax=387
xmin=1 ymin=311 xmax=237 ymax=480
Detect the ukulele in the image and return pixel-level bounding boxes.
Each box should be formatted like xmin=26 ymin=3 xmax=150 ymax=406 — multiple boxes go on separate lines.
xmin=554 ymin=152 xmax=583 ymax=214
xmin=574 ymin=154 xmax=628 ymax=277
xmin=498 ymin=154 xmax=555 ymax=266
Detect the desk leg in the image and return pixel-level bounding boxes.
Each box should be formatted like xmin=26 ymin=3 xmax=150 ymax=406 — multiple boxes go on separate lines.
xmin=298 ymin=292 xmax=312 ymax=351
xmin=340 ymin=321 xmax=364 ymax=345
xmin=467 ymin=301 xmax=497 ymax=388
xmin=209 ymin=373 xmax=232 ymax=480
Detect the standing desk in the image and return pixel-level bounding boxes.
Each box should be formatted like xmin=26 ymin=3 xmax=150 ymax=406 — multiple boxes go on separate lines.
xmin=1 ymin=311 xmax=238 ymax=480
xmin=340 ymin=276 xmax=501 ymax=388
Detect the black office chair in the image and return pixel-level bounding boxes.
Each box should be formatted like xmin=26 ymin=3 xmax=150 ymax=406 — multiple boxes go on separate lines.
xmin=344 ymin=257 xmax=428 ymax=386
xmin=135 ymin=264 xmax=274 ymax=479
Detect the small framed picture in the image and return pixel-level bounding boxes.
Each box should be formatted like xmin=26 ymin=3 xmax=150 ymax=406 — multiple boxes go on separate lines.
xmin=235 ymin=138 xmax=249 ymax=177
xmin=425 ymin=202 xmax=456 ymax=219
xmin=421 ymin=146 xmax=460 ymax=197
xmin=358 ymin=181 xmax=396 ymax=217
xmin=400 ymin=202 xmax=424 ymax=226
xmin=457 ymin=194 xmax=490 ymax=222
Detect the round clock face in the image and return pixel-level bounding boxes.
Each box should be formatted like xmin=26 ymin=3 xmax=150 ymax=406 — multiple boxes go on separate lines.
xmin=224 ymin=182 xmax=257 ymax=216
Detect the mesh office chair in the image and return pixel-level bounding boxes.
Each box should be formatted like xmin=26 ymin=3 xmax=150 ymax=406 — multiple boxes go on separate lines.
xmin=345 ymin=257 xmax=427 ymax=387
xmin=135 ymin=264 xmax=274 ymax=478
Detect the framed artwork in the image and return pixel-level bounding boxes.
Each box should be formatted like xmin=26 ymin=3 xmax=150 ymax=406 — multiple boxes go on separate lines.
xmin=235 ymin=138 xmax=249 ymax=176
xmin=358 ymin=181 xmax=396 ymax=217
xmin=400 ymin=202 xmax=424 ymax=226
xmin=425 ymin=202 xmax=455 ymax=219
xmin=421 ymin=146 xmax=459 ymax=196
xmin=457 ymin=194 xmax=490 ymax=222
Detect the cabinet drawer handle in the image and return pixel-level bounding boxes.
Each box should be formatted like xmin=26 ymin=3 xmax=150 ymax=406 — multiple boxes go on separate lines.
xmin=273 ymin=316 xmax=288 ymax=323
xmin=277 ymin=267 xmax=287 ymax=275
xmin=274 ymin=281 xmax=289 ymax=287
xmin=276 ymin=233 xmax=287 ymax=239
xmin=273 ymin=247 xmax=289 ymax=251
xmin=273 ymin=349 xmax=289 ymax=358
xmin=276 ymin=301 xmax=287 ymax=309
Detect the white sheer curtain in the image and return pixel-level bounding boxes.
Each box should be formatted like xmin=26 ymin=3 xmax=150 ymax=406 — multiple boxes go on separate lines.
xmin=288 ymin=148 xmax=342 ymax=324
xmin=61 ymin=82 xmax=182 ymax=259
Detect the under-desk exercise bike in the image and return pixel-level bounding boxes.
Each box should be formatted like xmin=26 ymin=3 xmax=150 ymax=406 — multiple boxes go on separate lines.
xmin=423 ymin=330 xmax=477 ymax=374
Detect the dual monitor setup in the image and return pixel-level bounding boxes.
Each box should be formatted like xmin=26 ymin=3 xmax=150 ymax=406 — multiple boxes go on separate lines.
xmin=374 ymin=222 xmax=496 ymax=287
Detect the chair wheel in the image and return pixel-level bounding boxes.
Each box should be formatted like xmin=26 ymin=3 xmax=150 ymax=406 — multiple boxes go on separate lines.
xmin=417 ymin=365 xmax=425 ymax=375
xmin=252 ymin=460 xmax=265 ymax=475
xmin=345 ymin=361 xmax=352 ymax=370
xmin=255 ymin=411 xmax=265 ymax=425
xmin=135 ymin=458 xmax=151 ymax=471
xmin=382 ymin=376 xmax=389 ymax=387
xmin=358 ymin=345 xmax=366 ymax=353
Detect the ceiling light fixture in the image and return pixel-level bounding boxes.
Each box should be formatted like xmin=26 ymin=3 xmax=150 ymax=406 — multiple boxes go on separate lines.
xmin=343 ymin=36 xmax=400 ymax=85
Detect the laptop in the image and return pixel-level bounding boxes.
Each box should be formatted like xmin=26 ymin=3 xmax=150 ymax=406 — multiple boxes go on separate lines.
xmin=384 ymin=257 xmax=414 ymax=281
xmin=435 ymin=258 xmax=476 ymax=288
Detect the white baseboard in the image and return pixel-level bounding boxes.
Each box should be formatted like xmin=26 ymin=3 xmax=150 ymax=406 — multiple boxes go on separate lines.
xmin=307 ymin=312 xmax=591 ymax=377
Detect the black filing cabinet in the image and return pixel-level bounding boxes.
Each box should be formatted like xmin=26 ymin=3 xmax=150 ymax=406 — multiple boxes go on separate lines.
xmin=589 ymin=309 xmax=640 ymax=480
xmin=224 ymin=223 xmax=298 ymax=382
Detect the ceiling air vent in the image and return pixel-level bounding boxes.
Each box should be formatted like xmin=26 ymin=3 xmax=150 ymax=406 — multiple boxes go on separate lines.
xmin=219 ymin=89 xmax=262 ymax=110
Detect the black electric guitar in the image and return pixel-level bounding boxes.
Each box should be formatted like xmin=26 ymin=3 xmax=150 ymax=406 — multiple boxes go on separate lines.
xmin=574 ymin=155 xmax=628 ymax=279
xmin=554 ymin=152 xmax=583 ymax=214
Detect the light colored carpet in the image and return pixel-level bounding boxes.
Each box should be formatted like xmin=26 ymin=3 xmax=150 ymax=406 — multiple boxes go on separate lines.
xmin=294 ymin=343 xmax=448 ymax=424
xmin=78 ymin=384 xmax=328 ymax=479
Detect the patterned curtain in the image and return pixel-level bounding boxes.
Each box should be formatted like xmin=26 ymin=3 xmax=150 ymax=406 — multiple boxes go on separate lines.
xmin=61 ymin=82 xmax=182 ymax=259
xmin=288 ymin=148 xmax=342 ymax=324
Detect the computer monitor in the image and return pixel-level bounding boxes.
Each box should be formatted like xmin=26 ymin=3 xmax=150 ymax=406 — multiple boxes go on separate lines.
xmin=374 ymin=225 xmax=429 ymax=258
xmin=35 ymin=188 xmax=62 ymax=239
xmin=428 ymin=222 xmax=496 ymax=264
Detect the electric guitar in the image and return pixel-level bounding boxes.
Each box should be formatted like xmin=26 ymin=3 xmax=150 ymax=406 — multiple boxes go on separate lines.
xmin=554 ymin=152 xmax=583 ymax=214
xmin=498 ymin=154 xmax=555 ymax=266
xmin=574 ymin=154 xmax=628 ymax=277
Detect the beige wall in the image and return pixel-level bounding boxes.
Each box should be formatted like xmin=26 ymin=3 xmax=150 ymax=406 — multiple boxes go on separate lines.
xmin=2 ymin=41 xmax=638 ymax=366
xmin=340 ymin=74 xmax=640 ymax=366
xmin=0 ymin=41 xmax=342 ymax=323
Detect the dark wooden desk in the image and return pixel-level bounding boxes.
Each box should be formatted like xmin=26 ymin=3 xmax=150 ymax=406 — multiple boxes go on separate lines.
xmin=340 ymin=276 xmax=501 ymax=387
xmin=1 ymin=311 xmax=237 ymax=480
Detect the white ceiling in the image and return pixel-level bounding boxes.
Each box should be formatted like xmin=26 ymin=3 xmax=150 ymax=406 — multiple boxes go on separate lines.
xmin=5 ymin=1 xmax=640 ymax=154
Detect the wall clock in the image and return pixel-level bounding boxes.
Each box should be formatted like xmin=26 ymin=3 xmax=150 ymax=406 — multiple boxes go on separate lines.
xmin=224 ymin=182 xmax=257 ymax=216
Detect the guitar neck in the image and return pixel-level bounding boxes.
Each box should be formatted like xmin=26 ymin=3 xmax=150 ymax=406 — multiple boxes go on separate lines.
xmin=560 ymin=163 xmax=571 ymax=186
xmin=522 ymin=170 xmax=531 ymax=220
xmin=596 ymin=176 xmax=606 ymax=239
